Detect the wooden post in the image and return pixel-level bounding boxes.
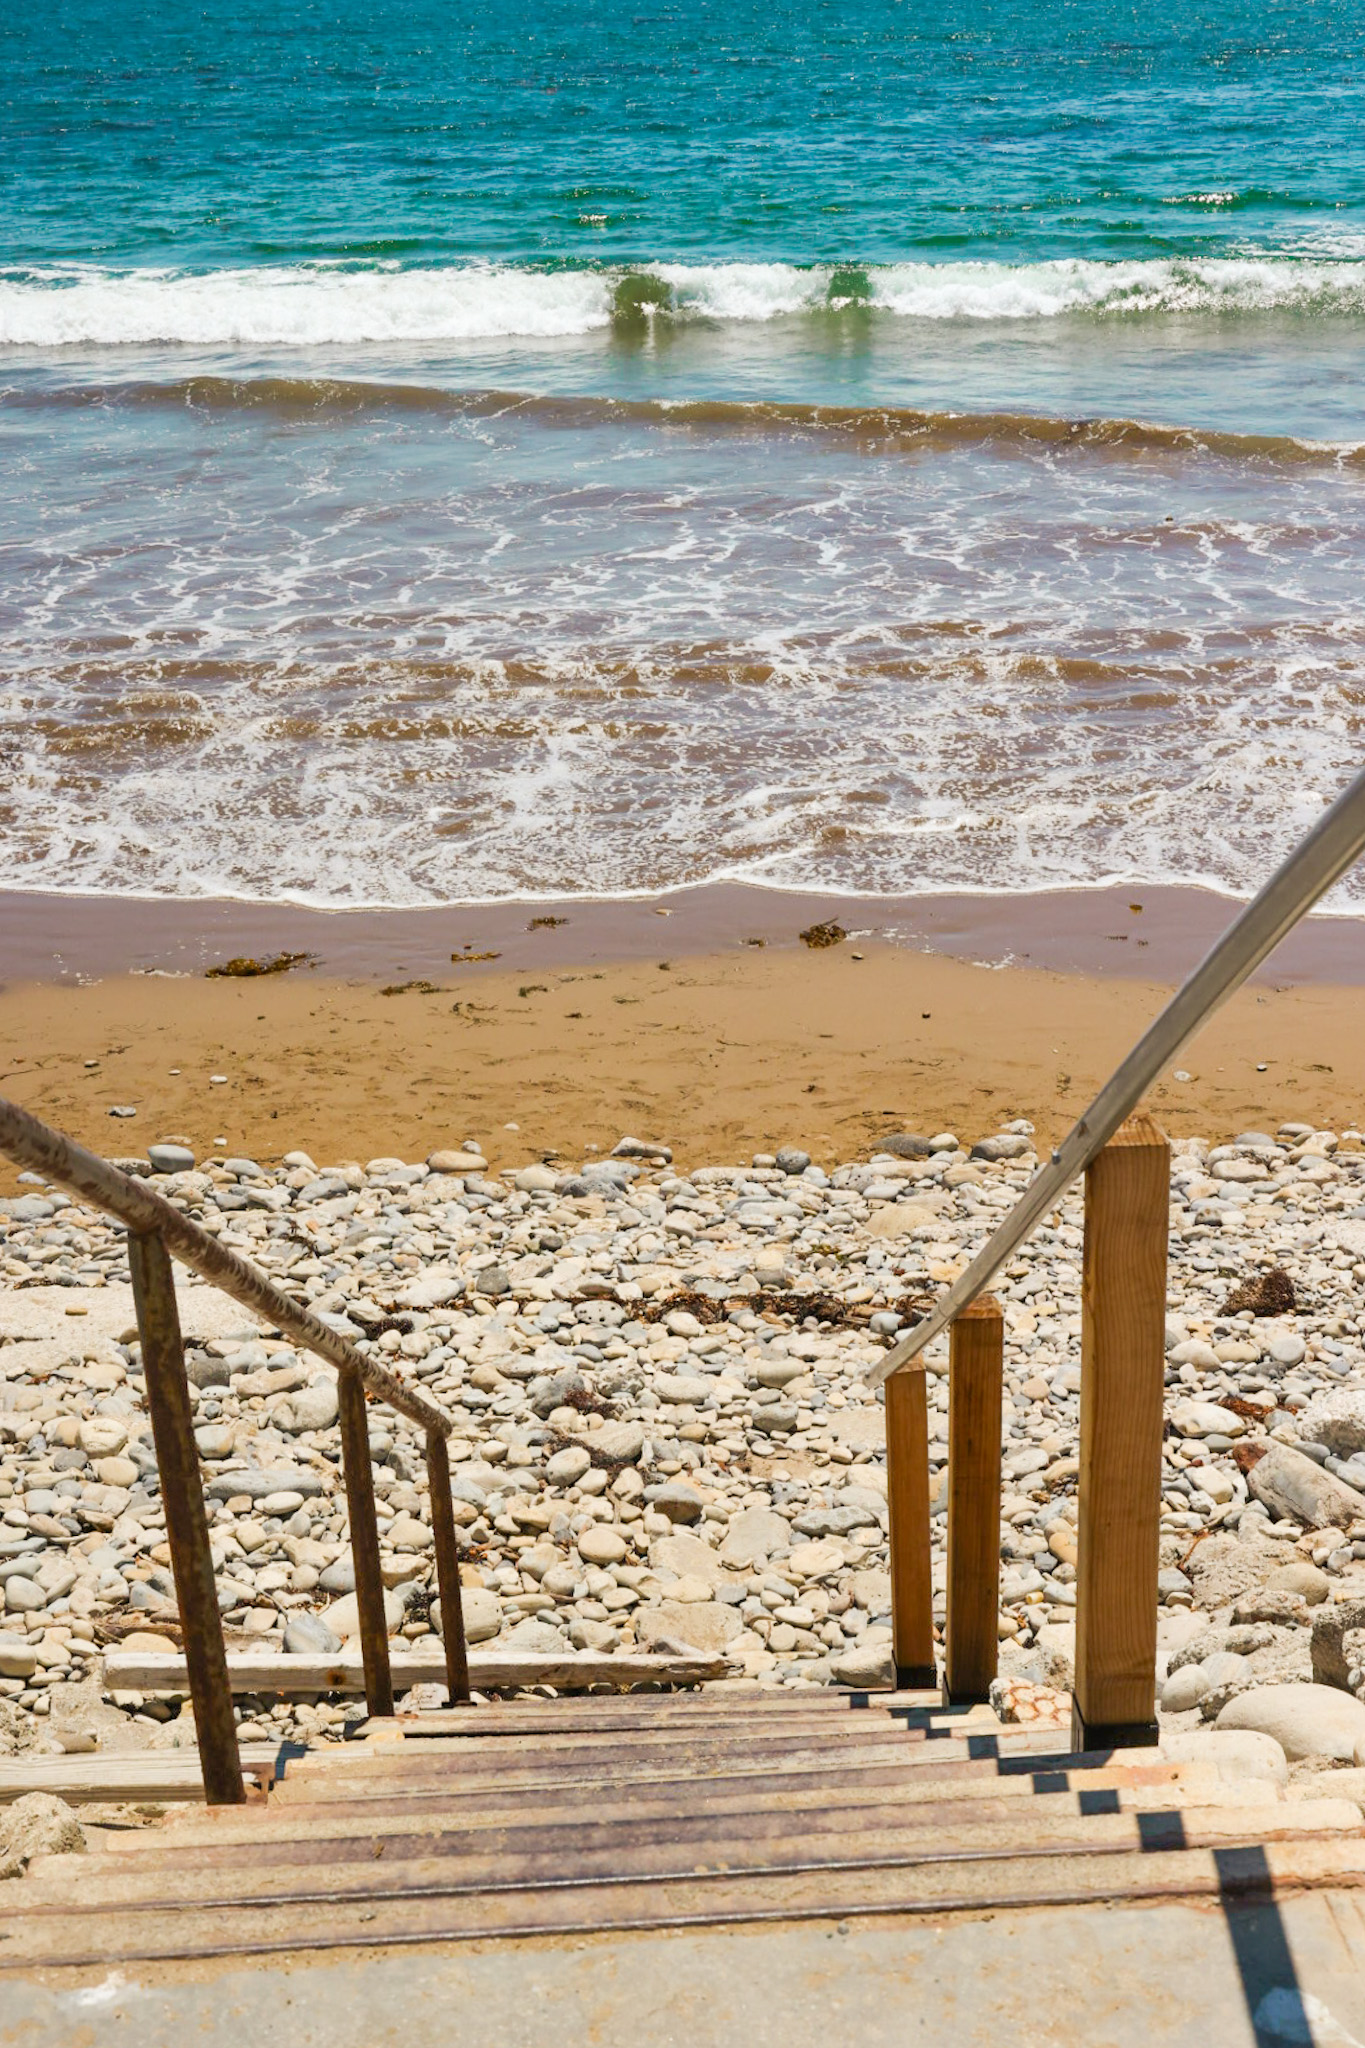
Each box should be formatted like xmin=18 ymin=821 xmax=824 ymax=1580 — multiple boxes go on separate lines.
xmin=337 ymin=1368 xmax=394 ymax=1720
xmin=1072 ymin=1111 xmax=1169 ymax=1752
xmin=885 ymin=1363 xmax=936 ymax=1689
xmin=944 ymin=1295 xmax=1004 ymax=1706
xmin=127 ymin=1231 xmax=245 ymax=1806
xmin=426 ymin=1429 xmax=471 ymax=1706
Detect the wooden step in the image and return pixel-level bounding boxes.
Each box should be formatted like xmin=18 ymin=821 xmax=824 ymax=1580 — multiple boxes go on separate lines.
xmin=22 ymin=1801 xmax=1360 ymax=1914
xmin=354 ymin=1691 xmax=956 ymax=1738
xmin=120 ymin=1758 xmax=1226 ymax=1852
xmin=4 ymin=1838 xmax=1363 ymax=1971
xmin=269 ymin=1726 xmax=1097 ymax=1795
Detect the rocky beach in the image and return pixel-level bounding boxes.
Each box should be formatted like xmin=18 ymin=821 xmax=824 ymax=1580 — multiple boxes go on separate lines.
xmin=6 ymin=1112 xmax=1365 ymax=1805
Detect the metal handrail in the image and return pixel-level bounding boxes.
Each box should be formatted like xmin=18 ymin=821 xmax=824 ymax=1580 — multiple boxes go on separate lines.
xmin=0 ymin=1097 xmax=452 ymax=1435
xmin=866 ymin=760 xmax=1365 ymax=1386
xmin=0 ymin=1095 xmax=472 ymax=1800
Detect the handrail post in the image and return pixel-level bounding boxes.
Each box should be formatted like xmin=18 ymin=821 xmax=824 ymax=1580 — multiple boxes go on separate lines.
xmin=337 ymin=1369 xmax=394 ymax=1720
xmin=944 ymin=1295 xmax=1004 ymax=1706
xmin=1072 ymin=1112 xmax=1169 ymax=1752
xmin=426 ymin=1429 xmax=471 ymax=1706
xmin=126 ymin=1230 xmax=245 ymax=1805
xmin=885 ymin=1362 xmax=936 ymax=1690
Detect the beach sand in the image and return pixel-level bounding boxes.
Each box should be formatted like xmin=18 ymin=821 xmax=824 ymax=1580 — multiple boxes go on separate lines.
xmin=3 ymin=894 xmax=1365 ymax=1192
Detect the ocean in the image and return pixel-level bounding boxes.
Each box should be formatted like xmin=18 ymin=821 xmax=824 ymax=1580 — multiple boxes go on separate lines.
xmin=3 ymin=0 xmax=1365 ymax=911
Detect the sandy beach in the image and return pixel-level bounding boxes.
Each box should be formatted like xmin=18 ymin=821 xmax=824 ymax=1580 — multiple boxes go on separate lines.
xmin=4 ymin=884 xmax=1365 ymax=1195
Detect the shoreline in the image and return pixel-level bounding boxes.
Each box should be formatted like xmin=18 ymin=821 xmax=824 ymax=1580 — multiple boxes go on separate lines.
xmin=5 ymin=879 xmax=1365 ymax=990
xmin=3 ymin=919 xmax=1365 ymax=1195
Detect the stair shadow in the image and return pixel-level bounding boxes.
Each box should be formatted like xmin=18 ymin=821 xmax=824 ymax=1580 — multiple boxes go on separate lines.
xmin=1213 ymin=1846 xmax=1313 ymax=2047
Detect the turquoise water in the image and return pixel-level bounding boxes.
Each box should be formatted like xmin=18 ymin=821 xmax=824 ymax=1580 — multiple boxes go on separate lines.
xmin=6 ymin=0 xmax=1365 ymax=272
xmin=2 ymin=1 xmax=1365 ymax=907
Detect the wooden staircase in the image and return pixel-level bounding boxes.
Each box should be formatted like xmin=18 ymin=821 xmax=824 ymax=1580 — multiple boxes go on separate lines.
xmin=7 ymin=1688 xmax=1365 ymax=1975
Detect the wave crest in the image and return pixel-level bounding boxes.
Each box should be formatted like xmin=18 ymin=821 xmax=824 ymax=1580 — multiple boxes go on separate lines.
xmin=5 ymin=254 xmax=1365 ymax=348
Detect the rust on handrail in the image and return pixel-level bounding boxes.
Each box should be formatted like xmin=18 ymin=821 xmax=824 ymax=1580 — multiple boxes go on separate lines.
xmin=338 ymin=1368 xmax=395 ymax=1719
xmin=127 ymin=1228 xmax=246 ymax=1804
xmin=0 ymin=1093 xmax=453 ymax=1436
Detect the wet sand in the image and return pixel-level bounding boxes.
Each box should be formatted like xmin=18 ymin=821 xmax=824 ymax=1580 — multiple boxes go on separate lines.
xmin=5 ymin=880 xmax=1365 ymax=987
xmin=3 ymin=886 xmax=1365 ymax=1194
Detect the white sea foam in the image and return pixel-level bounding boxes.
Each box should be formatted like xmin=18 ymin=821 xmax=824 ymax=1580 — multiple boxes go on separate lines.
xmin=4 ymin=254 xmax=1365 ymax=348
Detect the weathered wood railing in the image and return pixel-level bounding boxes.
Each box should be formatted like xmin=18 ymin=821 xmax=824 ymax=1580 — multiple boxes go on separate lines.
xmin=883 ymin=1114 xmax=1170 ymax=1743
xmin=0 ymin=1097 xmax=470 ymax=1805
xmin=877 ymin=759 xmax=1365 ymax=1745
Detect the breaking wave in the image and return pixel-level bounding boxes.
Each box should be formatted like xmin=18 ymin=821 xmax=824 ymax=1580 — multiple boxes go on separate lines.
xmin=5 ymin=253 xmax=1365 ymax=348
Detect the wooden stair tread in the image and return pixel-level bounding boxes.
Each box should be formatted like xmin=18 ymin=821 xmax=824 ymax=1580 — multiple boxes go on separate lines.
xmin=5 ymin=1838 xmax=1365 ymax=1970
xmin=22 ymin=1802 xmax=1361 ymax=1914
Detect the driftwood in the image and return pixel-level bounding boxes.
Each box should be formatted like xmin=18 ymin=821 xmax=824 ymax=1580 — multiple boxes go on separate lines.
xmin=103 ymin=1646 xmax=735 ymax=1698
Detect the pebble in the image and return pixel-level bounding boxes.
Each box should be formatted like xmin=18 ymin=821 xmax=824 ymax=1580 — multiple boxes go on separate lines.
xmin=3 ymin=1117 xmax=1365 ymax=1763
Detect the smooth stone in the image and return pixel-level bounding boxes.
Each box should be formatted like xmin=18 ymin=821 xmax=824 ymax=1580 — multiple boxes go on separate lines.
xmin=864 ymin=1203 xmax=944 ymax=1240
xmin=194 ymin=1425 xmax=237 ymax=1460
xmin=283 ymin=1612 xmax=343 ymax=1656
xmin=569 ymin=1421 xmax=645 ymax=1465
xmin=1216 ymin=1682 xmax=1365 ymax=1763
xmin=324 ymin=1587 xmax=405 ymax=1640
xmin=753 ymin=1357 xmax=806 ymax=1390
xmin=1161 ymin=1664 xmax=1211 ymax=1713
xmin=775 ymin=1148 xmax=811 ymax=1175
xmin=653 ymin=1374 xmax=711 ymax=1405
xmin=636 ymin=1599 xmax=742 ymax=1654
xmin=576 ymin=1524 xmax=629 ymax=1566
xmin=394 ymin=1270 xmax=465 ymax=1309
xmin=1267 ymin=1560 xmax=1331 ymax=1606
xmin=830 ymin=1635 xmax=896 ymax=1690
xmin=275 ymin=1382 xmax=339 ymax=1434
xmin=147 ymin=1144 xmax=195 ymax=1174
xmin=427 ymin=1150 xmax=486 ymax=1173
xmin=792 ymin=1503 xmax=879 ymax=1538
xmin=496 ymin=1618 xmax=568 ymax=1654
xmin=433 ymin=1586 xmax=501 ymax=1644
xmin=1200 ymin=1650 xmax=1253 ymax=1687
xmin=77 ymin=1418 xmax=128 ymax=1458
xmin=93 ymin=1455 xmax=139 ymax=1488
xmin=650 ymin=1532 xmax=728 ymax=1588
xmin=718 ymin=1507 xmax=791 ymax=1567
xmin=0 ymin=1635 xmax=38 ymax=1679
xmin=319 ymin=1559 xmax=356 ymax=1595
xmin=644 ymin=1482 xmax=704 ymax=1525
xmin=971 ymin=1135 xmax=1032 ymax=1161
xmin=206 ymin=1468 xmax=326 ymax=1502
xmin=545 ymin=1446 xmax=592 ymax=1485
xmin=1171 ymin=1399 xmax=1245 ymax=1440
xmin=1169 ymin=1339 xmax=1221 ymax=1370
